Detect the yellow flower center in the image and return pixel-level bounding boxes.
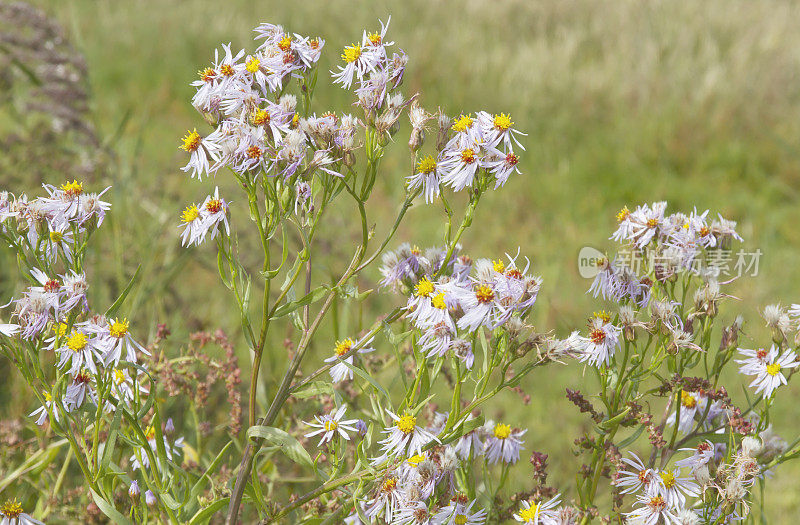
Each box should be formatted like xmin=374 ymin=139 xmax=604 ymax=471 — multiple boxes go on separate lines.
xmin=109 ymin=318 xmax=129 ymax=338
xmin=278 ymin=35 xmax=292 ymax=51
xmin=334 ymin=338 xmax=354 ymax=357
xmin=451 ymin=114 xmax=473 ymax=133
xmin=324 ymin=420 xmax=338 ymax=431
xmin=146 ymin=427 xmax=156 ymax=440
xmin=367 ymin=32 xmax=382 ymax=45
xmin=593 ymin=310 xmax=611 ymax=322
xmin=341 ymin=44 xmax=361 ymax=63
xmin=60 ymin=179 xmax=83 ymax=197
xmin=493 ymin=113 xmax=513 ymax=130
xmin=220 ymin=64 xmax=235 ymax=76
xmin=407 ymin=453 xmax=426 ymax=467
xmin=647 ymin=218 xmax=658 ymax=229
xmin=454 ymin=515 xmax=467 ymax=525
xmin=415 ymin=278 xmax=435 ymax=298
xmin=492 ymin=259 xmax=505 ymax=272
xmin=199 ymin=67 xmax=216 ymax=82
xmin=181 ymin=204 xmax=199 ymax=223
xmin=659 ymin=471 xmax=676 ymax=489
xmin=1 ymin=499 xmax=23 ymax=519
xmin=55 ymin=322 xmax=69 ymax=337
xmin=589 ymin=328 xmax=606 ymax=344
xmin=205 ymin=198 xmax=223 ymax=214
xmin=252 ymin=108 xmax=271 ymax=125
xmin=49 ymin=230 xmax=63 ymax=243
xmin=417 ymin=155 xmax=437 ymax=175
xmin=493 ymin=423 xmax=512 ymax=439
xmin=460 ymin=148 xmax=476 ymax=164
xmin=518 ymin=502 xmax=539 ymax=521
xmin=395 ymin=412 xmax=416 ymax=434
xmin=43 ymin=391 xmax=52 ymax=402
xmin=766 ymin=362 xmax=781 ymax=376
xmin=246 ymin=145 xmax=263 ymax=159
xmin=475 ymin=284 xmax=494 ymax=304
xmin=616 ymin=206 xmax=630 ymax=222
xmin=114 ymin=369 xmax=125 ymax=385
xmin=66 ymin=330 xmax=87 ymax=352
xmin=381 ymin=477 xmax=397 ymax=492
xmin=180 ymin=129 xmax=201 ymax=152
xmin=681 ymin=391 xmax=697 ymax=408
xmin=431 ymin=292 xmax=447 ymax=310
xmin=246 ymin=57 xmax=261 ymax=73
xmin=648 ymin=495 xmax=666 ymax=510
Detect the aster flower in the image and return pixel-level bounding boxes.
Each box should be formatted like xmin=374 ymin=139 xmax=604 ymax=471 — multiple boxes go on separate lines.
xmin=737 ymin=345 xmax=798 ymax=398
xmin=614 ymin=452 xmax=657 ymax=495
xmin=199 ymin=187 xmax=231 ymax=241
xmin=649 ymin=467 xmax=699 ymax=508
xmin=376 ymin=410 xmax=440 ymax=462
xmin=179 ymin=128 xmax=219 ymax=179
xmin=303 ymin=406 xmax=360 ymax=446
xmin=484 ymin=421 xmax=525 ymax=464
xmin=513 ymin=495 xmax=561 ymax=524
xmin=64 ymin=372 xmax=96 ymax=411
xmin=676 ymin=441 xmax=715 ymax=475
xmin=440 ymin=145 xmax=483 ymax=192
xmin=29 ymin=390 xmax=59 ymax=426
xmin=433 ymin=498 xmax=487 ymax=525
xmin=405 ymin=277 xmax=456 ymax=331
xmin=89 ymin=317 xmax=149 ymax=367
xmin=365 ymin=472 xmax=403 ymax=522
xmin=407 ymin=154 xmax=444 ymax=203
xmin=324 ymin=336 xmax=374 ymax=383
xmin=477 ymin=111 xmax=526 ymax=151
xmin=0 ymin=499 xmax=44 ymax=525
xmin=394 ymin=501 xmax=434 ymax=525
xmin=54 ymin=327 xmax=102 ymax=375
xmin=575 ymin=316 xmax=622 ymax=368
xmin=130 ymin=426 xmax=184 ymax=471
xmin=624 ymin=494 xmax=677 ymax=525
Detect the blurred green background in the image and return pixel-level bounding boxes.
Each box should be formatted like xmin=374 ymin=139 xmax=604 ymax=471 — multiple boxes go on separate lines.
xmin=4 ymin=0 xmax=800 ymax=520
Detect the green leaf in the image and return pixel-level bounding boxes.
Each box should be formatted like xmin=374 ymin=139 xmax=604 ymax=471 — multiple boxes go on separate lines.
xmin=270 ymin=286 xmax=327 ymax=319
xmin=189 ymin=441 xmax=233 ymax=503
xmin=100 ymin=408 xmax=124 ymax=471
xmin=105 ymin=264 xmax=141 ymax=318
xmin=292 ymin=381 xmax=334 ymax=400
xmin=617 ymin=424 xmax=647 ymax=449
xmin=247 ymin=426 xmax=313 ymax=468
xmin=187 ymin=497 xmax=229 ymax=525
xmin=338 ymin=359 xmax=391 ymax=403
xmin=90 ymin=488 xmax=134 ymax=525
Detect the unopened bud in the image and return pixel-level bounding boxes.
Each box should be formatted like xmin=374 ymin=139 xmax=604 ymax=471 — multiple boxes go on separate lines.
xmin=145 ymin=490 xmax=157 ymax=507
xmin=128 ymin=480 xmax=140 ymax=500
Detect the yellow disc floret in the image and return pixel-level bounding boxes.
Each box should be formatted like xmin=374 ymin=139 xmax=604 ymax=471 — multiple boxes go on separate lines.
xmin=395 ymin=412 xmax=416 ymax=434
xmin=415 ymin=278 xmax=435 ymax=298
xmin=180 ymin=129 xmax=201 ymax=152
xmin=518 ymin=502 xmax=540 ymax=522
xmin=766 ymin=362 xmax=781 ymax=376
xmin=341 ymin=44 xmax=362 ymax=63
xmin=681 ymin=391 xmax=697 ymax=408
xmin=324 ymin=420 xmax=338 ymax=431
xmin=451 ymin=114 xmax=473 ymax=133
xmin=66 ymin=330 xmax=87 ymax=352
xmin=492 ymin=259 xmax=506 ymax=273
xmin=475 ymin=284 xmax=495 ymax=304
xmin=60 ymin=179 xmax=83 ymax=197
xmin=659 ymin=471 xmax=676 ymax=489
xmin=1 ymin=499 xmax=24 ymax=519
xmin=246 ymin=57 xmax=261 ymax=73
xmin=334 ymin=338 xmax=354 ymax=357
xmin=109 ymin=318 xmax=129 ymax=338
xmin=493 ymin=113 xmax=513 ymax=131
xmin=431 ymin=292 xmax=447 ymax=310
xmin=417 ymin=155 xmax=438 ymax=175
xmin=493 ymin=423 xmax=512 ymax=439
xmin=616 ymin=206 xmax=630 ymax=222
xmin=181 ymin=204 xmax=199 ymax=223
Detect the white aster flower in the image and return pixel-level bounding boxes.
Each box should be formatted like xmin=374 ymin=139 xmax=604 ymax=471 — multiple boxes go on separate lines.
xmin=304 ymin=406 xmax=360 ymax=446
xmin=484 ymin=421 xmax=525 ymax=465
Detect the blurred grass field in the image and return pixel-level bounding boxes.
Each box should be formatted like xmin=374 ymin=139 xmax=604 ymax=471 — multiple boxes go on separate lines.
xmin=7 ymin=0 xmax=800 ymax=520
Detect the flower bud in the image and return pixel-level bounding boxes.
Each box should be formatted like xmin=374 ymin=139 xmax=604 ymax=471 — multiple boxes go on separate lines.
xmin=164 ymin=418 xmax=175 ymax=437
xmin=145 ymin=490 xmax=157 ymax=507
xmin=128 ymin=480 xmax=140 ymax=500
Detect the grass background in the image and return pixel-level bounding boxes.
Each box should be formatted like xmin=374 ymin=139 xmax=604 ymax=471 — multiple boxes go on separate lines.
xmin=4 ymin=0 xmax=800 ymax=520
